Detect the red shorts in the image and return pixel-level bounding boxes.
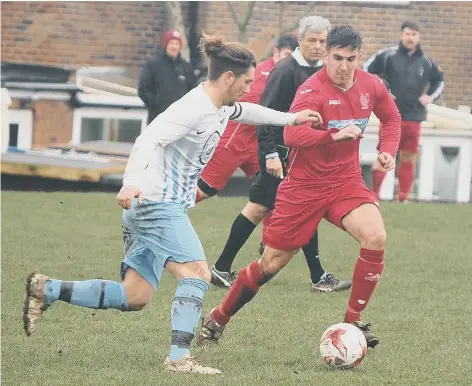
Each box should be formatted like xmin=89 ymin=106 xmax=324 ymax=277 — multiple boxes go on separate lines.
xmin=399 ymin=120 xmax=421 ymax=154
xmin=200 ymin=143 xmax=259 ymax=191
xmin=381 ymin=120 xmax=421 ymax=154
xmin=263 ymin=177 xmax=379 ymax=251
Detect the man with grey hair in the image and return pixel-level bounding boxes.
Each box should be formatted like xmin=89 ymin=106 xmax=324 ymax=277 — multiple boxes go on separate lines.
xmin=209 ymin=16 xmax=351 ymax=294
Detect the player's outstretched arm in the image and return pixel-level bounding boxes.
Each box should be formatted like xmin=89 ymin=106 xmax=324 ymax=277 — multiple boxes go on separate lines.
xmin=230 ymin=102 xmax=321 ymax=127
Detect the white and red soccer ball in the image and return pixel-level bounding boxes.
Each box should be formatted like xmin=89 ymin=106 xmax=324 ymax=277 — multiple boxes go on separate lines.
xmin=319 ymin=323 xmax=367 ymax=369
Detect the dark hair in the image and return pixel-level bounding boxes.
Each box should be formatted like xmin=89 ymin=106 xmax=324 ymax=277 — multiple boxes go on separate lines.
xmin=326 ymin=25 xmax=363 ymax=51
xmin=276 ymin=34 xmax=298 ymax=51
xmin=401 ymin=21 xmax=420 ymax=32
xmin=199 ymin=33 xmax=256 ymax=81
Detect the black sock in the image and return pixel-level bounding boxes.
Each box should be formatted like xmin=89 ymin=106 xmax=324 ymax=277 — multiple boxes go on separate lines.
xmin=302 ymin=230 xmax=326 ymax=283
xmin=214 ymin=213 xmax=257 ymax=272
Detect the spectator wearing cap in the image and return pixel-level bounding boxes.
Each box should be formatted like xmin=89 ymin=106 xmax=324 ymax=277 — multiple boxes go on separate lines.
xmin=138 ymin=30 xmax=197 ymax=124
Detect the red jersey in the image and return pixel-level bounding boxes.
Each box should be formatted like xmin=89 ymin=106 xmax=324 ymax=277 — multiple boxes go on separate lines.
xmin=284 ymin=67 xmax=401 ymax=186
xmin=221 ymin=58 xmax=275 ymax=152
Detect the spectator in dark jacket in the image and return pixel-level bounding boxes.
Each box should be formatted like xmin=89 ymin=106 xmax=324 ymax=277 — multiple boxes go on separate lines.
xmin=364 ymin=21 xmax=444 ymax=202
xmin=138 ymin=30 xmax=197 ymax=124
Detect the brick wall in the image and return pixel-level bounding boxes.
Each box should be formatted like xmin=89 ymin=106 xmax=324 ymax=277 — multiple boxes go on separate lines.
xmin=2 ymin=1 xmax=471 ymax=108
xmin=202 ymin=1 xmax=472 ymax=109
xmin=1 ymin=1 xmax=166 ymax=77
xmin=30 ymin=99 xmax=73 ymax=148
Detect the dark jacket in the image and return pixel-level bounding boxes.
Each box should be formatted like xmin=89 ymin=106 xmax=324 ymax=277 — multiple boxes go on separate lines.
xmin=364 ymin=43 xmax=444 ymax=122
xmin=138 ymin=51 xmax=197 ymax=124
xmin=257 ymin=51 xmax=324 ymax=170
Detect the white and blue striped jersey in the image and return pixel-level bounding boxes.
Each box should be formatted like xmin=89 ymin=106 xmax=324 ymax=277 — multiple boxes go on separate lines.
xmin=123 ymin=84 xmax=297 ymax=209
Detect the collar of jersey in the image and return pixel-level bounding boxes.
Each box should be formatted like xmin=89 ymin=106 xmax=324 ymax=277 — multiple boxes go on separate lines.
xmin=291 ymin=48 xmax=323 ymax=68
xmin=319 ymin=67 xmax=358 ymax=92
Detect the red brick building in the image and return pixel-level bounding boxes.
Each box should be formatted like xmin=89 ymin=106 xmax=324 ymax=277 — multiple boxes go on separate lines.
xmin=1 ymin=1 xmax=471 ymax=149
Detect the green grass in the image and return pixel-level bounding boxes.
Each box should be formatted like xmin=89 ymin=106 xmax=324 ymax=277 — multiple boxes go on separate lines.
xmin=2 ymin=192 xmax=472 ymax=385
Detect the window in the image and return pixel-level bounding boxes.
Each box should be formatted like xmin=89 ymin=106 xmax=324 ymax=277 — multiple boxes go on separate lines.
xmin=80 ymin=117 xmax=142 ymax=143
xmin=9 ymin=123 xmax=19 ymax=147
xmin=7 ymin=109 xmax=33 ymax=150
xmin=72 ymin=108 xmax=147 ymax=145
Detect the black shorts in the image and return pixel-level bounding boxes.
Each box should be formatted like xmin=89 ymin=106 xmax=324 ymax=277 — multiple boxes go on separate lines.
xmin=248 ymin=145 xmax=290 ymax=210
xmin=248 ymin=172 xmax=282 ymax=210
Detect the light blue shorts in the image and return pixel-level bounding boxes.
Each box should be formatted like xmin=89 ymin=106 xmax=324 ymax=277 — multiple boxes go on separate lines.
xmin=120 ymin=199 xmax=205 ymax=290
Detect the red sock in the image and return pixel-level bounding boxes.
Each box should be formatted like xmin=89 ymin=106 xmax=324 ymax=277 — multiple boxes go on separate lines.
xmin=345 ymin=248 xmax=384 ymax=323
xmin=398 ymin=161 xmax=415 ymax=201
xmin=372 ymin=170 xmax=386 ymax=200
xmin=212 ymin=261 xmax=263 ymax=326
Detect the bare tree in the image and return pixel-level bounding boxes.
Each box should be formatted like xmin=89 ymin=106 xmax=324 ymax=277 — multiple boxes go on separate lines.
xmin=163 ymin=1 xmax=190 ymax=60
xmin=227 ymin=1 xmax=256 ymax=42
xmin=263 ymin=2 xmax=317 ymax=58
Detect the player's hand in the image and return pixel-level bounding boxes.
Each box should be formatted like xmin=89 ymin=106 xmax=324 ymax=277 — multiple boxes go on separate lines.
xmin=293 ymin=109 xmax=323 ymax=127
xmin=374 ymin=152 xmax=395 ymax=172
xmin=116 ymin=185 xmax=144 ymax=209
xmin=419 ymin=94 xmax=432 ymax=107
xmin=331 ymin=124 xmax=364 ymax=142
xmin=266 ymin=157 xmax=284 ymax=179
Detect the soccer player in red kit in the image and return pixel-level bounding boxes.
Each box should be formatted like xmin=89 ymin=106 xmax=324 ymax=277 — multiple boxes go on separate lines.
xmin=196 ymin=35 xmax=298 ymax=202
xmin=198 ymin=25 xmax=401 ymax=350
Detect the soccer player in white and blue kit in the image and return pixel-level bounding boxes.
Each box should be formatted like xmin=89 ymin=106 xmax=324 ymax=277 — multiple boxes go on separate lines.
xmin=22 ymin=35 xmax=321 ymax=375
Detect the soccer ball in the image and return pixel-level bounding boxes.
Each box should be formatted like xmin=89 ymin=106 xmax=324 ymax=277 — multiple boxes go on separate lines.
xmin=319 ymin=323 xmax=367 ymax=369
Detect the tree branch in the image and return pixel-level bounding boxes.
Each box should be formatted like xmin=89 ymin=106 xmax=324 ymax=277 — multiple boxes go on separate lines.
xmin=278 ymin=2 xmax=285 ymax=32
xmin=227 ymin=1 xmax=256 ymax=41
xmin=263 ymin=1 xmax=317 ymax=59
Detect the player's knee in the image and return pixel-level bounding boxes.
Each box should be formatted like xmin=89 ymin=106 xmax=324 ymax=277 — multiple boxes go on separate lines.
xmin=259 ymin=252 xmax=289 ymax=278
xmin=187 ymin=262 xmax=212 ymax=283
xmin=242 ymin=202 xmax=269 ymax=223
xmin=126 ymin=294 xmax=151 ymax=311
xmin=365 ymin=229 xmax=387 ymax=250
xmin=127 ymin=300 xmax=148 ymax=312
xmin=123 ymin=284 xmax=153 ymax=311
xmin=197 ymin=179 xmax=218 ymax=198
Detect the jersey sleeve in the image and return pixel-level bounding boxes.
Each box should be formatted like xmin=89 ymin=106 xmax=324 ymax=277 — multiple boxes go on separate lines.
xmin=123 ymin=101 xmax=202 ymax=187
xmin=372 ymin=77 xmax=401 ymax=157
xmin=228 ymin=102 xmax=296 ymax=126
xmin=283 ymin=86 xmax=334 ymax=148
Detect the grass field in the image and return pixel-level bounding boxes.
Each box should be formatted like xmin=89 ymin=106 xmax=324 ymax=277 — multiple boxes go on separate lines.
xmin=2 ymin=191 xmax=472 ymax=385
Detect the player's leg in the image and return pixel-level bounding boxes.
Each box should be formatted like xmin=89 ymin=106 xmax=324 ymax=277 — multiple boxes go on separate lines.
xmin=23 ymin=268 xmax=151 ymax=336
xmin=397 ymin=121 xmax=421 ymax=202
xmin=196 ymin=146 xmax=240 ymax=203
xmin=201 ymin=247 xmax=296 ymax=346
xmin=326 ymin=184 xmax=386 ymax=348
xmin=23 ymin=199 xmax=171 ymax=336
xmin=198 ymin=181 xmax=326 ymax=346
xmin=211 ymin=173 xmax=274 ymax=287
xmin=159 ymin=209 xmax=220 ymax=374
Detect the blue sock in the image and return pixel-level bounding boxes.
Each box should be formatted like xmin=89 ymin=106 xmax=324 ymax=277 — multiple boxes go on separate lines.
xmin=44 ymin=279 xmax=128 ymax=310
xmin=168 ymin=277 xmax=209 ymax=361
